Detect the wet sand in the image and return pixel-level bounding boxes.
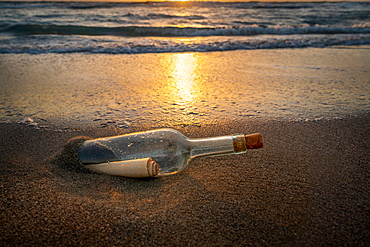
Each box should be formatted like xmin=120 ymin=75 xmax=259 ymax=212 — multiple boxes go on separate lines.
xmin=1 ymin=48 xmax=369 ymax=246
xmin=1 ymin=47 xmax=369 ymax=126
xmin=1 ymin=116 xmax=369 ymax=246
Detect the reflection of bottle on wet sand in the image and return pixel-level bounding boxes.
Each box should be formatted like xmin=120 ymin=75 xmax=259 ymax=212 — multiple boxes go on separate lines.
xmin=73 ymin=128 xmax=263 ymax=178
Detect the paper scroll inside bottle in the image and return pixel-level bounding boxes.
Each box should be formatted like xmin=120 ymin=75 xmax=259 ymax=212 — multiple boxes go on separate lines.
xmin=84 ymin=157 xmax=159 ymax=178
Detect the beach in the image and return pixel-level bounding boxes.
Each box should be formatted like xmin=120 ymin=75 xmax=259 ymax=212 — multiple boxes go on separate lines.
xmin=1 ymin=116 xmax=369 ymax=246
xmin=1 ymin=47 xmax=369 ymax=126
xmin=1 ymin=48 xmax=370 ymax=246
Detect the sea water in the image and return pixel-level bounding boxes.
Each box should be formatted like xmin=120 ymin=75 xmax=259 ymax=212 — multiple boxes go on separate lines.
xmin=0 ymin=1 xmax=369 ymax=127
xmin=0 ymin=1 xmax=369 ymax=54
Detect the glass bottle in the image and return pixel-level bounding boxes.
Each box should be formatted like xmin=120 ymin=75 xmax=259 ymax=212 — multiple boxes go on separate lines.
xmin=78 ymin=128 xmax=263 ymax=178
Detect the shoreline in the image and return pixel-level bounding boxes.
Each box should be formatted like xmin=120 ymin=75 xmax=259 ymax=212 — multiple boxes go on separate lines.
xmin=1 ymin=46 xmax=369 ymax=128
xmin=1 ymin=114 xmax=369 ymax=246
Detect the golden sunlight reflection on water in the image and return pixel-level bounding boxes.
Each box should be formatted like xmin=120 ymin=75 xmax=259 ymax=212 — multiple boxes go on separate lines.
xmin=1 ymin=48 xmax=369 ymax=127
xmin=161 ymin=52 xmax=204 ymax=125
xmin=170 ymin=53 xmax=197 ymax=105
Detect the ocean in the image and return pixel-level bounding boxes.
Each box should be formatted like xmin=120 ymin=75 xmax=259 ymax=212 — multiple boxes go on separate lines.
xmin=0 ymin=1 xmax=369 ymax=54
xmin=0 ymin=1 xmax=369 ymax=127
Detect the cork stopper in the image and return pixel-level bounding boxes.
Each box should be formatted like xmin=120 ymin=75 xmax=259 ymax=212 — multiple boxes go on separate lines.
xmin=84 ymin=158 xmax=159 ymax=178
xmin=244 ymin=133 xmax=263 ymax=149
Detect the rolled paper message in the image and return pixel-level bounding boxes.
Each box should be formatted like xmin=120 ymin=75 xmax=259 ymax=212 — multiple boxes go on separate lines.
xmin=84 ymin=157 xmax=159 ymax=178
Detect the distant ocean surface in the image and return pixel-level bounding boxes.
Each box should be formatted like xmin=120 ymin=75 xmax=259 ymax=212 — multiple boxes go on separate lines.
xmin=1 ymin=1 xmax=369 ymax=54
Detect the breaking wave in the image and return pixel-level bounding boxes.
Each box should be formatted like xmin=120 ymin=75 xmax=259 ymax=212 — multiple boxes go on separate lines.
xmin=1 ymin=24 xmax=369 ymax=37
xmin=1 ymin=34 xmax=369 ymax=54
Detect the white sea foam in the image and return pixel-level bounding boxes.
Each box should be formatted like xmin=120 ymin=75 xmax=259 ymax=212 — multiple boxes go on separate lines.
xmin=0 ymin=34 xmax=369 ymax=54
xmin=0 ymin=1 xmax=369 ymax=54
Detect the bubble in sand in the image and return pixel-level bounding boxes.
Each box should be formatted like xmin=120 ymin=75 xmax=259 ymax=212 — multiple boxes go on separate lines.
xmin=117 ymin=121 xmax=131 ymax=128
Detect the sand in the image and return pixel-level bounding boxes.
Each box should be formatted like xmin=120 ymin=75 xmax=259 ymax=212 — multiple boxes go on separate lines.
xmin=1 ymin=117 xmax=369 ymax=246
xmin=1 ymin=47 xmax=369 ymax=126
xmin=1 ymin=48 xmax=369 ymax=246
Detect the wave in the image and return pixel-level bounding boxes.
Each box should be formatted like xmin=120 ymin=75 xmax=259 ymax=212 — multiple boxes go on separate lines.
xmin=1 ymin=34 xmax=369 ymax=54
xmin=1 ymin=1 xmax=366 ymax=10
xmin=0 ymin=1 xmax=148 ymax=9
xmin=146 ymin=13 xmax=206 ymax=20
xmin=2 ymin=24 xmax=370 ymax=37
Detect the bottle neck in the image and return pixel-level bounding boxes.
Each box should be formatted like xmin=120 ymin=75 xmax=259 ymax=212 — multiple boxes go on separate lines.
xmin=188 ymin=134 xmax=247 ymax=159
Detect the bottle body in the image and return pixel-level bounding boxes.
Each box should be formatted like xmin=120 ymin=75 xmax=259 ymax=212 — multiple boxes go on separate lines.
xmin=78 ymin=128 xmax=260 ymax=177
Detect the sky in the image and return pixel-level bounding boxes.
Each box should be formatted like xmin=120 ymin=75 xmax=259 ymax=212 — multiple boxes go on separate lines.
xmin=1 ymin=0 xmax=367 ymax=2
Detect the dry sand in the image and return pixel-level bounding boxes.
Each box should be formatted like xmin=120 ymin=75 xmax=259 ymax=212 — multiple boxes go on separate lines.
xmin=1 ymin=116 xmax=369 ymax=246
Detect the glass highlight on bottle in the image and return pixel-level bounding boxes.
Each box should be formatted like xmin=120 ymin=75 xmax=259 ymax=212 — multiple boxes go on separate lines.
xmin=78 ymin=128 xmax=263 ymax=178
